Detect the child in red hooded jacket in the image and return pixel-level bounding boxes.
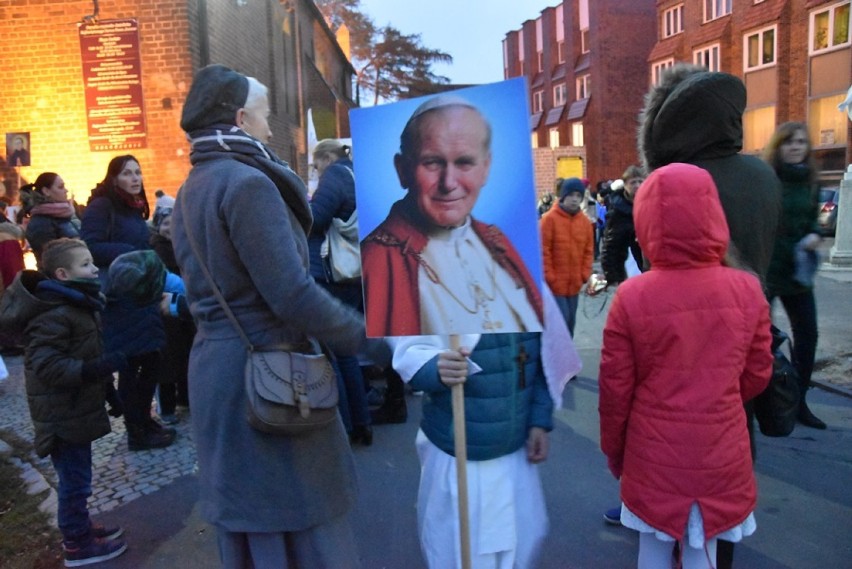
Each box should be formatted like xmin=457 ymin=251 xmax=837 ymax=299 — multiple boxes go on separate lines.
xmin=598 ymin=163 xmax=773 ymax=568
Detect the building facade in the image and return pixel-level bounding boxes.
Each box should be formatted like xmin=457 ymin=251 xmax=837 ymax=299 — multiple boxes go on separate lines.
xmin=0 ymin=0 xmax=354 ymax=205
xmin=503 ymin=0 xmax=657 ymax=194
xmin=647 ymin=0 xmax=850 ymax=185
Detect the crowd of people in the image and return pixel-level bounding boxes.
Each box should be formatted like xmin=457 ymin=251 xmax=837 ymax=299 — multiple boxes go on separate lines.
xmin=0 ymin=61 xmax=832 ymax=569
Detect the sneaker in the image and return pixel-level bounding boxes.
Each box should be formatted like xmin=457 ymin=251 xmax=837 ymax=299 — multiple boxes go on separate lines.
xmin=159 ymin=413 xmax=180 ymax=425
xmin=90 ymin=523 xmax=123 ymax=540
xmin=63 ymin=537 xmax=127 ymax=567
xmin=603 ymin=507 xmax=622 ymax=526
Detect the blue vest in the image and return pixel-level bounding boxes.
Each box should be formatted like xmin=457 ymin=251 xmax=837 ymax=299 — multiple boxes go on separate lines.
xmin=410 ymin=333 xmax=553 ymax=461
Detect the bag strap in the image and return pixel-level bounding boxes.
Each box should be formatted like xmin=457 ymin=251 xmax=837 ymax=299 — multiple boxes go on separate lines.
xmin=178 ymin=188 xmax=255 ymax=352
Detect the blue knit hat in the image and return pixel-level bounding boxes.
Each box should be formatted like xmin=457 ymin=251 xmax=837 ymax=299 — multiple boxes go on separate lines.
xmin=560 ymin=177 xmax=585 ymax=199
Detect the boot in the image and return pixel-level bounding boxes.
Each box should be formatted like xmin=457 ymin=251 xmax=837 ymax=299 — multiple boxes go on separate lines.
xmin=797 ymin=374 xmax=827 ymax=430
xmin=127 ymin=423 xmax=175 ymax=451
xmin=146 ymin=416 xmax=177 ymax=437
xmin=370 ymin=369 xmax=407 ymax=425
xmin=349 ymin=425 xmax=374 ymax=446
xmin=798 ymin=400 xmax=826 ymax=430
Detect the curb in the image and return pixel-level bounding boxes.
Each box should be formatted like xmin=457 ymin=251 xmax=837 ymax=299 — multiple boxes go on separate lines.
xmin=0 ymin=437 xmax=58 ymax=527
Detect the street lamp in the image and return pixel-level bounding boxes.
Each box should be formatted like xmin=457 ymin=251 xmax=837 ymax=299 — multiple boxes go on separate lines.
xmin=829 ymin=85 xmax=852 ymax=266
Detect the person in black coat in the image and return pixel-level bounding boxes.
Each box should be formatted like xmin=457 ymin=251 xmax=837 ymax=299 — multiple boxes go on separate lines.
xmin=636 ymin=62 xmax=783 ymax=569
xmin=600 ymin=165 xmax=645 ymax=285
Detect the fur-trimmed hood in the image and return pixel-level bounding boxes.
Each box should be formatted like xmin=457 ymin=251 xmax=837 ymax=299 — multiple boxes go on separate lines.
xmin=638 ymin=64 xmax=746 ymax=172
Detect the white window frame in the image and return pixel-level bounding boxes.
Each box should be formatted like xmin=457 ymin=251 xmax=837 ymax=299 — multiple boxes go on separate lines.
xmin=533 ymin=90 xmax=544 ymax=113
xmin=704 ymin=0 xmax=732 ymax=23
xmin=553 ymin=83 xmax=568 ymax=106
xmin=557 ymin=40 xmax=566 ymax=63
xmin=581 ymin=29 xmax=590 ymax=54
xmin=576 ymin=74 xmax=590 ymax=100
xmin=662 ymin=4 xmax=684 ymax=39
xmin=651 ymin=58 xmax=675 ymax=85
xmin=549 ymin=128 xmax=560 ymax=149
xmin=693 ymin=43 xmax=721 ymax=72
xmin=572 ymin=122 xmax=584 ymax=147
xmin=744 ymin=25 xmax=777 ymax=71
xmin=531 ymin=132 xmax=539 ymax=149
xmin=809 ymin=1 xmax=851 ymax=55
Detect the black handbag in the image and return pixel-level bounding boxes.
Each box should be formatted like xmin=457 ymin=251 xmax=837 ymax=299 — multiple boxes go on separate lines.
xmin=754 ymin=326 xmax=801 ymax=437
xmin=180 ymin=193 xmax=339 ymax=435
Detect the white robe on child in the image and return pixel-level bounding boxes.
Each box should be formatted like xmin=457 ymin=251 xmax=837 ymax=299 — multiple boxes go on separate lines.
xmin=393 ymin=286 xmax=582 ymax=568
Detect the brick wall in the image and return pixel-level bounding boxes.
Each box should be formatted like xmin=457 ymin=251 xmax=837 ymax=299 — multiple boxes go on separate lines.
xmin=533 ymin=146 xmax=586 ymax=198
xmin=0 ymin=0 xmax=354 ymax=205
xmin=586 ymin=0 xmax=656 ymax=184
xmin=0 ymin=0 xmax=194 ymax=205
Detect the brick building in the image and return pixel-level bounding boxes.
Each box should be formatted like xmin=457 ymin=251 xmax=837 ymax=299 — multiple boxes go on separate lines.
xmin=503 ymin=0 xmax=657 ymax=194
xmin=0 ymin=0 xmax=354 ymax=205
xmin=647 ymin=0 xmax=850 ymax=185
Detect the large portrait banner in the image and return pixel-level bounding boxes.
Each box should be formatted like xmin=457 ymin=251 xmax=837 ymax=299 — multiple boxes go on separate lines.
xmin=352 ymin=78 xmax=544 ymax=337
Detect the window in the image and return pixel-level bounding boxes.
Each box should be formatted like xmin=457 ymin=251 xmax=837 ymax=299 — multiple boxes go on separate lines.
xmin=743 ymin=106 xmax=776 ymax=151
xmin=531 ymin=132 xmax=539 ymax=149
xmin=651 ymin=59 xmax=675 ymax=85
xmin=553 ymin=83 xmax=568 ymax=106
xmin=581 ymin=29 xmax=589 ymax=53
xmin=572 ymin=122 xmax=584 ymax=147
xmin=538 ymin=51 xmax=544 ymax=72
xmin=744 ymin=26 xmax=776 ymax=70
xmin=810 ymin=1 xmax=850 ymax=54
xmin=704 ymin=0 xmax=732 ymax=22
xmin=576 ymin=75 xmax=590 ymax=100
xmin=556 ymin=5 xmax=566 ymax=63
xmin=533 ymin=90 xmax=544 ymax=113
xmin=809 ymin=93 xmax=847 ymax=147
xmin=549 ymin=128 xmax=561 ymax=148
xmin=662 ymin=5 xmax=684 ymax=38
xmin=694 ymin=44 xmax=721 ymax=71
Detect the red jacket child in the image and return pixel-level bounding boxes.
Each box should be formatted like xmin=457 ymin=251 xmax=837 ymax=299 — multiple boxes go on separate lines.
xmin=599 ymin=163 xmax=772 ymax=542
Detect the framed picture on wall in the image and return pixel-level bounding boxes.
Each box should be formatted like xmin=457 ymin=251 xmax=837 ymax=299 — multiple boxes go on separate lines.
xmin=5 ymin=132 xmax=31 ymax=167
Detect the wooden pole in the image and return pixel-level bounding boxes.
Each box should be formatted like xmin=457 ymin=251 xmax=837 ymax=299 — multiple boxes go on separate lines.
xmin=450 ymin=334 xmax=471 ymax=569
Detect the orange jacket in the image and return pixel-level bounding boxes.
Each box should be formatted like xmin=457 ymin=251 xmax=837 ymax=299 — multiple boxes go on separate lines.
xmin=540 ymin=205 xmax=593 ymax=297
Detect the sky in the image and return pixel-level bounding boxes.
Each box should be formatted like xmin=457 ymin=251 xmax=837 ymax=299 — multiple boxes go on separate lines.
xmin=357 ymin=0 xmax=556 ymax=85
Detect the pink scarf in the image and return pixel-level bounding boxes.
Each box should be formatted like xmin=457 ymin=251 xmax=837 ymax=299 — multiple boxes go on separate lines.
xmin=30 ymin=201 xmax=76 ymax=219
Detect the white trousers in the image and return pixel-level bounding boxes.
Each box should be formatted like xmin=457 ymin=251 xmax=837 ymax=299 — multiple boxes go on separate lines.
xmin=415 ymin=430 xmax=548 ymax=569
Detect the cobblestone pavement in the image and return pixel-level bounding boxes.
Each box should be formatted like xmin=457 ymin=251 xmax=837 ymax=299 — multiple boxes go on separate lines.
xmin=0 ymin=355 xmax=197 ymax=517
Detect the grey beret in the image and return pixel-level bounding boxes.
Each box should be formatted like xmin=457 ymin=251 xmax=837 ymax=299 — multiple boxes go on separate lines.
xmin=181 ymin=64 xmax=250 ymax=132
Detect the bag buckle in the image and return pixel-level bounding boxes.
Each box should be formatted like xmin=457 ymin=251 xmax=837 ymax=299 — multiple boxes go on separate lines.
xmin=295 ymin=381 xmax=311 ymax=418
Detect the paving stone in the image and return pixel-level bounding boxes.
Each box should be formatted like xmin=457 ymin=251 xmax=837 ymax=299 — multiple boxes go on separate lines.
xmin=2 ymin=356 xmax=198 ymax=515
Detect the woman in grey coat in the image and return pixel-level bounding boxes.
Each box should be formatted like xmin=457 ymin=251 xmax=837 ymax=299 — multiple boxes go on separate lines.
xmin=171 ymin=64 xmax=365 ymax=568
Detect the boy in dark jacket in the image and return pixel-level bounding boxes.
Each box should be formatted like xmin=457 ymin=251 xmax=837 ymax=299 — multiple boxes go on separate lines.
xmin=0 ymin=238 xmax=128 ymax=566
xmin=600 ymin=165 xmax=645 ymax=285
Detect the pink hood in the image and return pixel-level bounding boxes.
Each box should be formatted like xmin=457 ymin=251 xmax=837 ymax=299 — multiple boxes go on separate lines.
xmin=633 ymin=163 xmax=729 ymax=270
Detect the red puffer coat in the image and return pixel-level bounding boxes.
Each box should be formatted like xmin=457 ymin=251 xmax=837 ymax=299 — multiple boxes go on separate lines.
xmin=599 ymin=163 xmax=772 ymax=541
